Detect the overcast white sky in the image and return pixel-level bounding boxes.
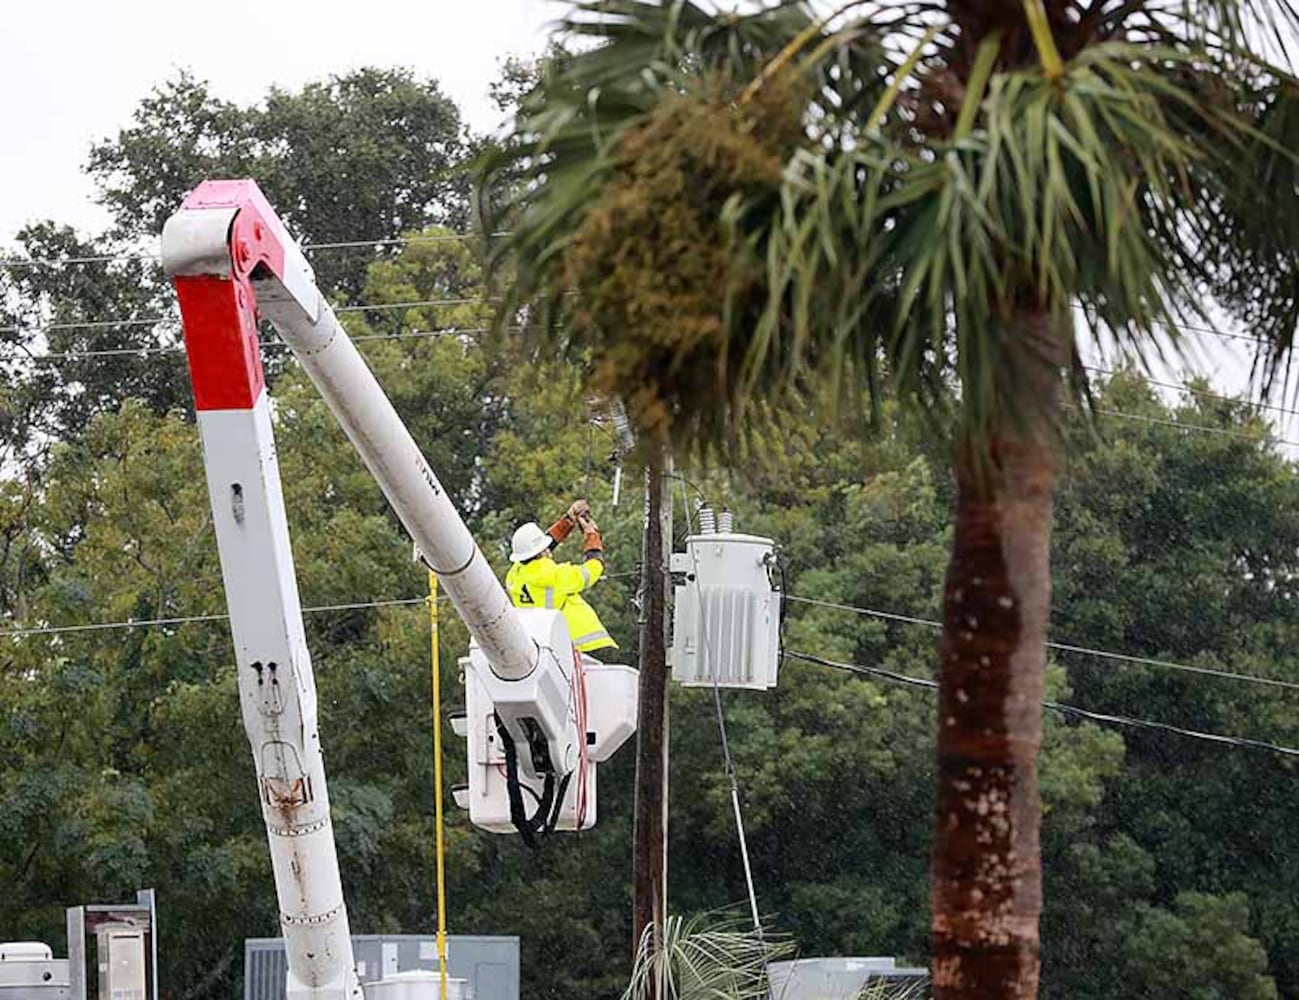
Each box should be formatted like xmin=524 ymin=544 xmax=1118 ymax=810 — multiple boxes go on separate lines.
xmin=0 ymin=0 xmax=1286 ymax=441
xmin=1 ymin=0 xmax=564 ymax=242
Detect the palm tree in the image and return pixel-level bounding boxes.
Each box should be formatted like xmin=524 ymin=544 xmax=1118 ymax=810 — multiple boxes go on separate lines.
xmin=479 ymin=2 xmax=1299 ymax=997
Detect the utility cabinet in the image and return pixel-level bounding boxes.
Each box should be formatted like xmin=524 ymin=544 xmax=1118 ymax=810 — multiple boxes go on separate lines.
xmin=671 ymin=525 xmax=781 ymax=690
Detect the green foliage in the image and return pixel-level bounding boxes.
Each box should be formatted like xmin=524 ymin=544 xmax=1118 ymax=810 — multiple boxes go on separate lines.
xmin=557 ymin=84 xmax=797 ymax=446
xmin=0 ymin=223 xmax=185 ymax=461
xmin=480 ymin=0 xmax=891 ymax=448
xmin=1 ymin=67 xmax=471 ymax=474
xmin=1111 ymin=893 xmax=1276 ymax=1000
xmin=5 ymin=246 xmax=1299 ymax=997
xmin=87 ymin=69 xmax=468 ymax=294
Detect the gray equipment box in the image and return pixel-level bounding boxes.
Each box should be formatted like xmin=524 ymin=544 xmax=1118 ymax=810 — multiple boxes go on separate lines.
xmin=244 ymin=936 xmax=519 ymax=1000
xmin=768 ymin=957 xmax=929 ymax=998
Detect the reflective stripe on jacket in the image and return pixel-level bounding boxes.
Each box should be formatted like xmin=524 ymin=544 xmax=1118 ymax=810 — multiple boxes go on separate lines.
xmin=505 ymin=555 xmax=617 ymax=652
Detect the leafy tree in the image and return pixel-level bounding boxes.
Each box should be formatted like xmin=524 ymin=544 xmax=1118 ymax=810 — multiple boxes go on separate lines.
xmin=6 ymin=275 xmax=1299 ymax=998
xmin=0 ymin=224 xmax=184 ymax=461
xmin=88 ymin=69 xmax=469 ymax=294
xmin=480 ymin=2 xmax=1299 ymax=995
xmin=1110 ymin=892 xmax=1276 ymax=1000
xmin=1 ymin=67 xmax=471 ymax=476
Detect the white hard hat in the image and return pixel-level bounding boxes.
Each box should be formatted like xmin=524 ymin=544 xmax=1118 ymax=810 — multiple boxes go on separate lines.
xmin=510 ymin=522 xmax=552 ymax=563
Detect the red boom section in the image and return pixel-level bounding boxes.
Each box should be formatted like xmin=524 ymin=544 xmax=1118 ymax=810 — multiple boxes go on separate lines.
xmin=170 ymin=180 xmax=294 ymax=412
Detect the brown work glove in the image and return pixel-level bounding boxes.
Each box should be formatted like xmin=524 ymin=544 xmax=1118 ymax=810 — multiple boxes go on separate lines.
xmin=568 ymin=499 xmax=592 ymax=522
xmin=582 ymin=527 xmax=604 ymax=557
xmin=547 ymin=516 xmax=574 ymax=544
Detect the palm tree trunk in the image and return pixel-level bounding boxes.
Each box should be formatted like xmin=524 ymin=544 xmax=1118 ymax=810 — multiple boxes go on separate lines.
xmin=930 ymin=308 xmax=1063 ymax=999
xmin=632 ymin=451 xmax=671 ymax=985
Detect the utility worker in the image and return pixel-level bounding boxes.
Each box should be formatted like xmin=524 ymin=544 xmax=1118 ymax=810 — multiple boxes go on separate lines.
xmin=506 ymin=499 xmax=617 ymax=655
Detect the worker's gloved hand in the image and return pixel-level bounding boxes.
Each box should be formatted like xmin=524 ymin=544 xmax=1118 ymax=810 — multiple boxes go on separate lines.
xmin=583 ymin=527 xmax=604 ymax=556
xmin=568 ymin=499 xmax=592 ymax=522
xmin=577 ymin=510 xmax=598 ymax=533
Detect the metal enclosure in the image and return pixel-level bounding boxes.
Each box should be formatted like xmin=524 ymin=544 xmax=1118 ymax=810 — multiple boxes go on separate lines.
xmin=671 ymin=531 xmax=781 ymax=690
xmin=767 ymin=957 xmax=929 ymax=999
xmin=244 ymin=937 xmax=518 ymax=1000
xmin=65 ymin=890 xmax=157 ymax=1000
xmin=95 ymin=933 xmax=145 ymax=1000
xmin=0 ymin=944 xmax=70 ymax=1000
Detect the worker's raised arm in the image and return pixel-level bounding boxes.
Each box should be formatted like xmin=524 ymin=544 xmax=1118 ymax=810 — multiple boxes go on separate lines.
xmin=550 ymin=555 xmax=606 ymax=595
xmin=548 ymin=509 xmax=606 ymax=595
xmin=577 ymin=510 xmax=603 ymax=563
xmin=545 ymin=499 xmax=594 ymax=546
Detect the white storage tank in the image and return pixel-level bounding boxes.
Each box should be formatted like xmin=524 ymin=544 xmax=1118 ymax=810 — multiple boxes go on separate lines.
xmin=671 ymin=513 xmax=782 ymax=690
xmin=0 ymin=943 xmax=70 ymax=1000
xmin=367 ymin=970 xmax=471 ymax=1000
xmin=767 ymin=957 xmax=929 ymax=998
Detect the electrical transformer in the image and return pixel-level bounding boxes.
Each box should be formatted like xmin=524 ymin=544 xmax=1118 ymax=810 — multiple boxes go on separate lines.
xmin=671 ymin=512 xmax=782 ymax=690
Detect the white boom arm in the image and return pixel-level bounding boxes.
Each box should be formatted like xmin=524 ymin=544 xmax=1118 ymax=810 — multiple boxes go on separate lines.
xmin=162 ymin=181 xmax=641 ymax=1000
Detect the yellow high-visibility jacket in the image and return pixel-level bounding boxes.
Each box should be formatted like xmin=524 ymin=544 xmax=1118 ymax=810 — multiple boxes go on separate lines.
xmin=506 ymin=554 xmax=617 ymax=652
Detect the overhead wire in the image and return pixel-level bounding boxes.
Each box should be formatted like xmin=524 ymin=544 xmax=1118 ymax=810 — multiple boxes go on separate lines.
xmin=1089 ymin=406 xmax=1299 ymax=449
xmin=25 ymin=327 xmax=507 ymax=361
xmin=0 ymin=596 xmax=439 ymax=640
xmin=784 ymin=649 xmax=1299 ymax=759
xmin=0 ymin=569 xmax=642 ymax=641
xmin=0 ymin=295 xmax=497 ymax=337
xmin=0 ymin=232 xmax=493 ymax=270
xmin=0 ymin=241 xmax=1276 ymax=352
xmin=783 ymin=593 xmax=1299 ymax=692
xmin=1082 ymin=364 xmax=1299 ymax=424
xmin=9 ymin=311 xmax=1298 ymax=453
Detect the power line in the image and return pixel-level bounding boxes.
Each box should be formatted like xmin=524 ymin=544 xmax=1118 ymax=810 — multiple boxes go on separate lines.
xmin=784 ymin=649 xmax=1299 ymax=758
xmin=336 ymin=296 xmax=495 ymax=314
xmin=0 ymin=296 xmax=496 ymax=337
xmin=0 ymin=567 xmax=641 ymax=640
xmin=24 ymin=327 xmax=497 ymax=362
xmin=1 ymin=315 xmax=173 ymax=336
xmin=0 ymin=596 xmax=437 ymax=640
xmin=0 ymin=233 xmax=491 ymax=270
xmin=302 ymin=233 xmax=502 ymax=251
xmin=17 ymin=333 xmax=1299 ymax=454
xmin=1083 ymin=364 xmax=1299 ymax=424
xmin=1070 ymin=305 xmax=1265 ymax=346
xmin=1055 ymin=397 xmax=1299 ymax=450
xmin=1160 ymin=320 xmax=1265 ymax=345
xmin=783 ymin=593 xmax=1299 ymax=692
xmin=1091 ymin=406 xmax=1299 ymax=449
xmin=0 ymin=250 xmax=160 ymax=269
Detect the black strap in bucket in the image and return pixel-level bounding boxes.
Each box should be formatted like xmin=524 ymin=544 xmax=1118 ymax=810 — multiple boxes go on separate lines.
xmin=493 ymin=713 xmax=572 ymax=849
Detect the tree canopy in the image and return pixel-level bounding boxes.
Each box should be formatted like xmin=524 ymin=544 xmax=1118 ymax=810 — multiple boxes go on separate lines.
xmin=4 ymin=56 xmax=1299 ymax=1000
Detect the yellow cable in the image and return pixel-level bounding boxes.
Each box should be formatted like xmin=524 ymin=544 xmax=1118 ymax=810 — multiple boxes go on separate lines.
xmin=427 ymin=571 xmax=448 ymax=1000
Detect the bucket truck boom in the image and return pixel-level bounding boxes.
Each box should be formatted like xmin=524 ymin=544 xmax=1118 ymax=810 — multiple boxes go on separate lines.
xmin=161 ymin=180 xmax=636 ymax=1000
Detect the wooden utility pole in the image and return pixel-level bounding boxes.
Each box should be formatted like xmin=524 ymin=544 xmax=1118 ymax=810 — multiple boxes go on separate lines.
xmin=631 ymin=453 xmax=673 ymax=987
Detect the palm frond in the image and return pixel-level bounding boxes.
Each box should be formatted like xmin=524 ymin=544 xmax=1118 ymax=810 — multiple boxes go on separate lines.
xmin=747 ymin=30 xmax=1299 ymax=446
xmin=481 ymin=0 xmax=1299 ymax=454
xmin=477 ymin=0 xmax=892 ymax=447
xmin=623 ymin=912 xmax=791 ymax=1000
